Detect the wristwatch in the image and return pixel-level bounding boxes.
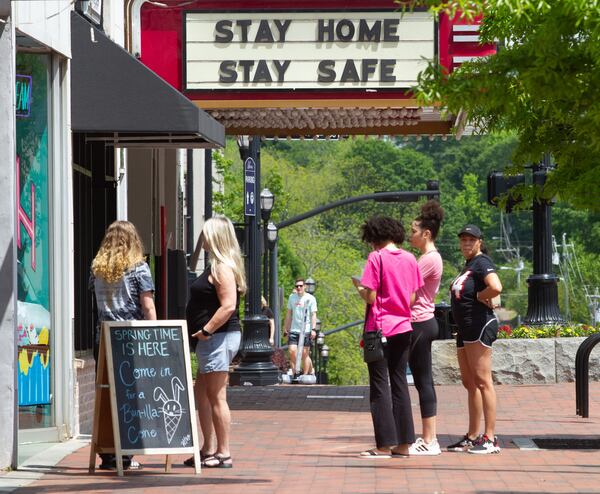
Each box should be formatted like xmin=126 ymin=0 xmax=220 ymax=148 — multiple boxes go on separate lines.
xmin=201 ymin=328 xmax=212 ymax=337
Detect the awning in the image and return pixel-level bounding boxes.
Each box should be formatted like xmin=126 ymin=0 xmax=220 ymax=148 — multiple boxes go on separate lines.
xmin=71 ymin=12 xmax=224 ymax=148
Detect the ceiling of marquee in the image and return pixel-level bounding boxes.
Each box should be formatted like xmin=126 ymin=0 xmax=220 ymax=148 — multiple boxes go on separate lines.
xmin=201 ymin=105 xmax=455 ymax=137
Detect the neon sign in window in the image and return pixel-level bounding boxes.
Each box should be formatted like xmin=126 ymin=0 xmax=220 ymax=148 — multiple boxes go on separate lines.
xmin=16 ymin=74 xmax=32 ymax=118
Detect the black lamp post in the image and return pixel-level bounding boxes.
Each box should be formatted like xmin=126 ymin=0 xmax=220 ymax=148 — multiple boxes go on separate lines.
xmin=260 ymin=188 xmax=274 ymax=219
xmin=320 ymin=344 xmax=329 ymax=384
xmin=312 ymin=318 xmax=321 ymax=377
xmin=315 ymin=322 xmax=324 ymax=383
xmin=266 ymin=221 xmax=278 ymax=245
xmin=523 ymin=155 xmax=564 ymax=325
xmin=260 ymin=188 xmax=274 ymax=298
xmin=230 ymin=136 xmax=279 ymax=386
xmin=305 ymin=277 xmax=316 ymax=295
xmin=267 ymin=221 xmax=280 ymax=346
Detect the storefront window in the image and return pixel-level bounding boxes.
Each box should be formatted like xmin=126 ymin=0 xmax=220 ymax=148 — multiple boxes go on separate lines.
xmin=15 ymin=53 xmax=53 ymax=430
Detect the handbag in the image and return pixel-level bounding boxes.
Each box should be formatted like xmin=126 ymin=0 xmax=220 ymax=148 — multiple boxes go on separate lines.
xmin=362 ymin=253 xmax=386 ymax=364
xmin=363 ymin=328 xmax=385 ymax=363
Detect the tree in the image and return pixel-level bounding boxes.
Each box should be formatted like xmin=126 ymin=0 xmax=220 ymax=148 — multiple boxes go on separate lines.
xmin=414 ymin=0 xmax=600 ymax=211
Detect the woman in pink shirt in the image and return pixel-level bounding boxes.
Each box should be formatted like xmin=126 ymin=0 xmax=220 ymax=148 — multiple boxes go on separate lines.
xmin=353 ymin=216 xmax=423 ymax=458
xmin=408 ymin=200 xmax=445 ymax=456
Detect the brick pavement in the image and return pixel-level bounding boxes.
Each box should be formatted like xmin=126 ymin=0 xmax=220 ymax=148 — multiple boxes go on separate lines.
xmin=14 ymin=383 xmax=600 ymax=493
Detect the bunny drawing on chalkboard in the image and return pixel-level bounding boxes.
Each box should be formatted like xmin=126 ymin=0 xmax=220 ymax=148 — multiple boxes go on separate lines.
xmin=154 ymin=377 xmax=186 ymax=444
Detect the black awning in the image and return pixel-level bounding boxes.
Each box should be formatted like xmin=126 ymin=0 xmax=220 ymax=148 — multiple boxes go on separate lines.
xmin=71 ymin=12 xmax=224 ymax=148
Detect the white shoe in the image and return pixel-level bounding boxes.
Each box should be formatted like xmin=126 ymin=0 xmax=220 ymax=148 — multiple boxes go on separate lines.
xmin=408 ymin=437 xmax=442 ymax=456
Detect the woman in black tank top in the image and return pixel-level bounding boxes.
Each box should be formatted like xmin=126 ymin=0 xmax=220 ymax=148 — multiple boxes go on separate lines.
xmin=184 ymin=216 xmax=246 ymax=469
xmin=186 ymin=268 xmax=241 ymax=348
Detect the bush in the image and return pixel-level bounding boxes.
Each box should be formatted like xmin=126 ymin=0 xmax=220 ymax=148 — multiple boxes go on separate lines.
xmin=271 ymin=348 xmax=289 ymax=372
xmin=498 ymin=324 xmax=600 ymax=339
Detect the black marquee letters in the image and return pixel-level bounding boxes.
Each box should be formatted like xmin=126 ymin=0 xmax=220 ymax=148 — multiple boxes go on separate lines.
xmin=214 ymin=20 xmax=233 ymax=43
xmin=340 ymin=59 xmax=360 ymax=82
xmin=358 ymin=20 xmax=381 ymax=42
xmin=380 ymin=59 xmax=396 ymax=82
xmin=219 ymin=60 xmax=237 ymax=83
xmin=219 ymin=60 xmax=291 ymax=83
xmin=255 ymin=20 xmax=275 ymax=43
xmin=211 ymin=17 xmax=404 ymax=85
xmin=317 ymin=60 xmax=336 ymax=82
xmin=383 ymin=19 xmax=400 ymax=42
xmin=336 ymin=19 xmax=355 ymax=42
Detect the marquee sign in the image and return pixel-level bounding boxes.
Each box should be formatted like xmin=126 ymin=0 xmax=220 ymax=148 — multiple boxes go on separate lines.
xmin=184 ymin=11 xmax=434 ymax=91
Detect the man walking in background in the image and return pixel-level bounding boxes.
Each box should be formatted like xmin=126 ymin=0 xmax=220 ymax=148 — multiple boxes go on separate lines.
xmin=284 ymin=278 xmax=318 ymax=376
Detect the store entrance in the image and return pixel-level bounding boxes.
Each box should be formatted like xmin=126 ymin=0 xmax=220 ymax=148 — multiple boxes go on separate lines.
xmin=16 ymin=51 xmax=59 ymax=450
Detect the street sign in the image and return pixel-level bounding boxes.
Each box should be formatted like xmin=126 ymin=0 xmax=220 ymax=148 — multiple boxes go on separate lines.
xmin=244 ymin=157 xmax=256 ymax=216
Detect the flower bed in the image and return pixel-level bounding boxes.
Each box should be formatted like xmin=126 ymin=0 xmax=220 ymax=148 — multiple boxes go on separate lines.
xmin=498 ymin=324 xmax=600 ymax=339
xmin=432 ymin=325 xmax=600 ymax=385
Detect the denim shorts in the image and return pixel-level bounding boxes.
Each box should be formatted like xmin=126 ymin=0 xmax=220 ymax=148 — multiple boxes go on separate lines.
xmin=195 ymin=331 xmax=241 ymax=374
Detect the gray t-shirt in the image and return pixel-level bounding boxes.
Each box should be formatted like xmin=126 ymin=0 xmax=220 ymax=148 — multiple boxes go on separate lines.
xmin=287 ymin=292 xmax=317 ymax=333
xmin=89 ymin=262 xmax=155 ymax=329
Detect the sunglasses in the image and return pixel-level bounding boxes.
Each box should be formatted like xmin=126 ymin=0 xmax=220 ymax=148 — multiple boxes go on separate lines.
xmin=295 ymin=284 xmax=304 ymax=288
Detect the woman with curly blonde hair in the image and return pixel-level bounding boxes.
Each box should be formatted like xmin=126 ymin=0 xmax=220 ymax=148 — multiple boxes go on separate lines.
xmin=91 ymin=220 xmax=146 ymax=283
xmin=89 ymin=220 xmax=156 ymax=471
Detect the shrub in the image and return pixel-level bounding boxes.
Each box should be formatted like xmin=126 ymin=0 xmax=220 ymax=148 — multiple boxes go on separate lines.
xmin=498 ymin=324 xmax=600 ymax=339
xmin=271 ymin=348 xmax=289 ymax=372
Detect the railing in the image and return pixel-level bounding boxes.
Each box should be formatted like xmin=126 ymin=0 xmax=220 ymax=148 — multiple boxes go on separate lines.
xmin=279 ymin=320 xmax=364 ymax=351
xmin=575 ymin=333 xmax=600 ymax=417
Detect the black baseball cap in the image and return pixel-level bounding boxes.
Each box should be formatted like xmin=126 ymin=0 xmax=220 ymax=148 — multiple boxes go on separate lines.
xmin=457 ymin=224 xmax=483 ymax=239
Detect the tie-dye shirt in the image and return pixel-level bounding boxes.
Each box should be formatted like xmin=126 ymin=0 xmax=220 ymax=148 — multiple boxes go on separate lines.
xmin=89 ymin=262 xmax=155 ymax=341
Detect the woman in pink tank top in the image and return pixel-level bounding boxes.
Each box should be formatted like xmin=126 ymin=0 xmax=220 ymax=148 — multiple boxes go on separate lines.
xmin=408 ymin=200 xmax=444 ymax=456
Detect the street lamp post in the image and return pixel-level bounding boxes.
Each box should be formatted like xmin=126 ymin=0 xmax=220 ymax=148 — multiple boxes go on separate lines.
xmin=524 ymin=156 xmax=564 ymax=325
xmin=312 ymin=319 xmax=321 ymax=379
xmin=230 ymin=136 xmax=279 ymax=386
xmin=266 ymin=221 xmax=280 ymax=345
xmin=305 ymin=277 xmax=316 ymax=295
xmin=260 ymin=188 xmax=274 ymax=298
xmin=320 ymin=344 xmax=329 ymax=384
xmin=316 ymin=324 xmax=324 ymax=383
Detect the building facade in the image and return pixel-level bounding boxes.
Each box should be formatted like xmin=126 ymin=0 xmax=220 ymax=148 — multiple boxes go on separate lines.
xmin=0 ymin=0 xmax=223 ymax=469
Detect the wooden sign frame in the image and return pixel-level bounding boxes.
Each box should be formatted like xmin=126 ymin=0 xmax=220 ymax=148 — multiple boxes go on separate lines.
xmin=89 ymin=320 xmax=201 ymax=476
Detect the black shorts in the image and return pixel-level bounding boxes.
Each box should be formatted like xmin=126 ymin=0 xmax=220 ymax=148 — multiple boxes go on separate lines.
xmin=456 ymin=315 xmax=499 ymax=349
xmin=287 ymin=332 xmax=312 ymax=349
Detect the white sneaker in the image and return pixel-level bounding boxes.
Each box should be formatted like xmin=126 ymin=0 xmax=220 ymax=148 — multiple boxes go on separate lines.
xmin=408 ymin=437 xmax=442 ymax=456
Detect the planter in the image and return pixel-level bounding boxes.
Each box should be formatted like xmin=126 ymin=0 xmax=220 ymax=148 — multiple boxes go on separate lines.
xmin=431 ymin=337 xmax=600 ymax=385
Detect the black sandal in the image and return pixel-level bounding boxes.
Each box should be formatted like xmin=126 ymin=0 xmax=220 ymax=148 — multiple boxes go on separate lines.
xmin=183 ymin=451 xmax=215 ymax=467
xmin=203 ymin=455 xmax=233 ymax=469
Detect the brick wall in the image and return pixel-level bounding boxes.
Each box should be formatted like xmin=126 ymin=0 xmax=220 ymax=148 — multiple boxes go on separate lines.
xmin=74 ymin=354 xmax=96 ymax=436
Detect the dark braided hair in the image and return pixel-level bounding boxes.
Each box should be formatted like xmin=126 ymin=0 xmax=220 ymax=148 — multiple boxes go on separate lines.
xmin=415 ymin=200 xmax=444 ymax=240
xmin=361 ymin=216 xmax=405 ymax=245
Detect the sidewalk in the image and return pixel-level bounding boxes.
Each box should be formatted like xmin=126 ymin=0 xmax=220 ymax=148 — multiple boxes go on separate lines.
xmin=9 ymin=382 xmax=600 ymax=493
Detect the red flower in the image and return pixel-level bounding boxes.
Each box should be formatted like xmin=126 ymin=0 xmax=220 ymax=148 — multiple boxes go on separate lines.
xmin=499 ymin=324 xmax=512 ymax=335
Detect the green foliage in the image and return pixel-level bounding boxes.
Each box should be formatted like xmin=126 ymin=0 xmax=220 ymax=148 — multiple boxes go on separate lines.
xmin=326 ymin=328 xmax=369 ymax=385
xmin=414 ymin=0 xmax=600 ymax=210
xmin=212 ymin=148 xmax=242 ymax=221
xmin=190 ymin=352 xmax=198 ymax=377
xmin=498 ymin=324 xmax=600 ymax=339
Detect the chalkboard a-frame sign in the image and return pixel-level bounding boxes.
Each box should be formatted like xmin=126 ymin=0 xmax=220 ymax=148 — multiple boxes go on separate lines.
xmin=89 ymin=320 xmax=201 ymax=476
